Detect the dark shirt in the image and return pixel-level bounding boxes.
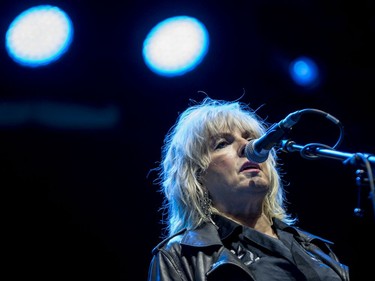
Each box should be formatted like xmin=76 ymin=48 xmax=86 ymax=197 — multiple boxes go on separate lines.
xmin=213 ymin=214 xmax=343 ymax=281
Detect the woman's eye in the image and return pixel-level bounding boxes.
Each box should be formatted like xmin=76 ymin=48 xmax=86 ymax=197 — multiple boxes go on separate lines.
xmin=214 ymin=140 xmax=229 ymax=150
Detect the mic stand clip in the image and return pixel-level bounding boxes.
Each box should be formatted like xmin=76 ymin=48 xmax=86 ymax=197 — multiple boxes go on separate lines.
xmin=280 ymin=139 xmax=375 ymax=221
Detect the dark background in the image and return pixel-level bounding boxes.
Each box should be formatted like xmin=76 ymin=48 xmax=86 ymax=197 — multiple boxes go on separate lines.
xmin=1 ymin=0 xmax=374 ymax=280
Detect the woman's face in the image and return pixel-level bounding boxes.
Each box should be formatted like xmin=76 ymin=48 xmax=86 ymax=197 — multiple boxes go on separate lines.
xmin=201 ymin=127 xmax=271 ymax=215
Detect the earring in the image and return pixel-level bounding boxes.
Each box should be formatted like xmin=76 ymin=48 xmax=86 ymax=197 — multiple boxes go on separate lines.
xmin=201 ymin=190 xmax=212 ymax=219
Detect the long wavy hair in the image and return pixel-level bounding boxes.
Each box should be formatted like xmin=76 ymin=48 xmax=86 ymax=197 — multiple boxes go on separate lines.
xmin=155 ymin=97 xmax=296 ymax=238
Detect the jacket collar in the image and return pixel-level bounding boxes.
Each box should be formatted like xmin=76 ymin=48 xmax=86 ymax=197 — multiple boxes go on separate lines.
xmin=153 ymin=216 xmax=334 ymax=255
xmin=180 ymin=222 xmax=223 ymax=247
xmin=179 ymin=217 xmax=334 ymax=248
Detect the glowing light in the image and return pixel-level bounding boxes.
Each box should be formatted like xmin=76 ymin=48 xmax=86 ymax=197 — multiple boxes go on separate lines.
xmin=5 ymin=5 xmax=74 ymax=67
xmin=289 ymin=56 xmax=319 ymax=87
xmin=143 ymin=15 xmax=209 ymax=77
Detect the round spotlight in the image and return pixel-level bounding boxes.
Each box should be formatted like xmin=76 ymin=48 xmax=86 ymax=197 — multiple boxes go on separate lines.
xmin=289 ymin=56 xmax=319 ymax=87
xmin=5 ymin=5 xmax=74 ymax=67
xmin=143 ymin=15 xmax=209 ymax=77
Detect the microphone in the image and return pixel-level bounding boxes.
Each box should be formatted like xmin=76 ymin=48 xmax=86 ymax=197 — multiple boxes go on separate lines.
xmin=245 ymin=110 xmax=303 ymax=163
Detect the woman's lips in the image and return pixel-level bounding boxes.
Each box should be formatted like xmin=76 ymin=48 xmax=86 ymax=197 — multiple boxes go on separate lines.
xmin=240 ymin=161 xmax=260 ymax=172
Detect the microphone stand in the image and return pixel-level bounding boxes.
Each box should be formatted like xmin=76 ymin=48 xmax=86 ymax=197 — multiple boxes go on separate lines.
xmin=280 ymin=140 xmax=375 ymax=221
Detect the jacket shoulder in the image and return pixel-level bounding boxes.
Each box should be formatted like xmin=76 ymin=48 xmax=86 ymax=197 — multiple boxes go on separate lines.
xmin=273 ymin=218 xmax=334 ymax=245
xmin=151 ymin=229 xmax=186 ymax=255
xmin=293 ymin=226 xmax=335 ymax=245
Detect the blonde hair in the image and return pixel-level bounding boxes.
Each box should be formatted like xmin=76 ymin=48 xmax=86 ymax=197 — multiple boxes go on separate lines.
xmin=156 ymin=97 xmax=295 ymax=238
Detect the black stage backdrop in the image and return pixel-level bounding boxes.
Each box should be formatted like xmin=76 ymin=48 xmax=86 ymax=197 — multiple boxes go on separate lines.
xmin=1 ymin=1 xmax=374 ymax=280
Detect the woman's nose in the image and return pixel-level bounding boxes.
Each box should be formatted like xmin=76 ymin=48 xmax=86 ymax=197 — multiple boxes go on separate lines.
xmin=239 ymin=140 xmax=248 ymax=157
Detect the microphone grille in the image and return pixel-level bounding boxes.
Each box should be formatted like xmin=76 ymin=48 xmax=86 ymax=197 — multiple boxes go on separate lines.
xmin=244 ymin=140 xmax=269 ymax=163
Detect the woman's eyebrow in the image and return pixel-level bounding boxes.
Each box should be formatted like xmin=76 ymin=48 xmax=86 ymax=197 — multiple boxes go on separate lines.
xmin=208 ymin=132 xmax=231 ymax=145
xmin=211 ymin=132 xmax=232 ymax=139
xmin=242 ymin=131 xmax=253 ymax=138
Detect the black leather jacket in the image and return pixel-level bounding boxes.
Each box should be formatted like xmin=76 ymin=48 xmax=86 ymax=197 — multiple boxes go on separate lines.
xmin=147 ymin=219 xmax=350 ymax=281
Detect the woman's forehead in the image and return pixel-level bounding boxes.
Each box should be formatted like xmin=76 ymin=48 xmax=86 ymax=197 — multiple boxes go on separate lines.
xmin=208 ymin=116 xmax=255 ymax=130
xmin=207 ymin=124 xmax=257 ymax=138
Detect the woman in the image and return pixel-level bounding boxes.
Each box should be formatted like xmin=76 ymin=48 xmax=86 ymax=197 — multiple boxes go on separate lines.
xmin=147 ymin=97 xmax=349 ymax=281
